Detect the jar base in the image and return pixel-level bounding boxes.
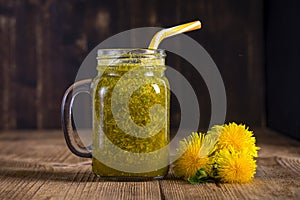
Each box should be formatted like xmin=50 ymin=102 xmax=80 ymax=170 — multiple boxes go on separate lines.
xmin=92 ymin=157 xmax=169 ymax=181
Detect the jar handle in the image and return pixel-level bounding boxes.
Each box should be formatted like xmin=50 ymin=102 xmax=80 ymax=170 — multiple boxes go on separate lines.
xmin=61 ymin=79 xmax=92 ymax=158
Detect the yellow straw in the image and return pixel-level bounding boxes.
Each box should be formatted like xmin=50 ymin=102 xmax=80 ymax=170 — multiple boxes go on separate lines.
xmin=148 ymin=20 xmax=201 ymax=49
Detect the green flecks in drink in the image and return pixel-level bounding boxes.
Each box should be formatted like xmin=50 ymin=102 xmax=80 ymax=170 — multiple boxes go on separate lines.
xmin=92 ymin=61 xmax=170 ymax=178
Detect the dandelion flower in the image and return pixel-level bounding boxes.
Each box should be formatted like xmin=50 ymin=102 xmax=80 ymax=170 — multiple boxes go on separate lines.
xmin=212 ymin=123 xmax=259 ymax=157
xmin=173 ymin=132 xmax=218 ymax=179
xmin=215 ymin=148 xmax=257 ymax=183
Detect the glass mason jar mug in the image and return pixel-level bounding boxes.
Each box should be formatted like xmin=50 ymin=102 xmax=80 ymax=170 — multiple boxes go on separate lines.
xmin=61 ymin=49 xmax=170 ymax=180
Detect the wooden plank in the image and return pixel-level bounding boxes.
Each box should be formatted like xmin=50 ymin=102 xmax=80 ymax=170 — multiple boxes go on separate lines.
xmin=34 ymin=0 xmax=65 ymax=129
xmin=14 ymin=0 xmax=38 ymax=129
xmin=0 ymin=8 xmax=17 ymax=129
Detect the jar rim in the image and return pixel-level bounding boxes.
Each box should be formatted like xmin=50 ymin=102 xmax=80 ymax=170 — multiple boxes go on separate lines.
xmin=97 ymin=48 xmax=165 ymax=57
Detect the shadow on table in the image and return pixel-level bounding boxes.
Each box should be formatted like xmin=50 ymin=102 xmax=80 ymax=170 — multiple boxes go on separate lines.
xmin=0 ymin=160 xmax=179 ymax=183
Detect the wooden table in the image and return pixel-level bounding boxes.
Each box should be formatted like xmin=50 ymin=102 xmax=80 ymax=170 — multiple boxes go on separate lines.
xmin=0 ymin=129 xmax=299 ymax=199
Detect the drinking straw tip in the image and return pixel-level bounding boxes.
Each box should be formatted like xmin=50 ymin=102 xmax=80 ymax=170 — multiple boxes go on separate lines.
xmin=149 ymin=20 xmax=202 ymax=49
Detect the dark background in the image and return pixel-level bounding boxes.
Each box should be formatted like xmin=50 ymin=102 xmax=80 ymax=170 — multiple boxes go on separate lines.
xmin=0 ymin=0 xmax=299 ymax=140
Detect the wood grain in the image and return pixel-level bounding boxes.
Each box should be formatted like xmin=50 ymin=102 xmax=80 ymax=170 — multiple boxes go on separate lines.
xmin=0 ymin=0 xmax=265 ymax=130
xmin=0 ymin=6 xmax=17 ymax=129
xmin=0 ymin=129 xmax=299 ymax=199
